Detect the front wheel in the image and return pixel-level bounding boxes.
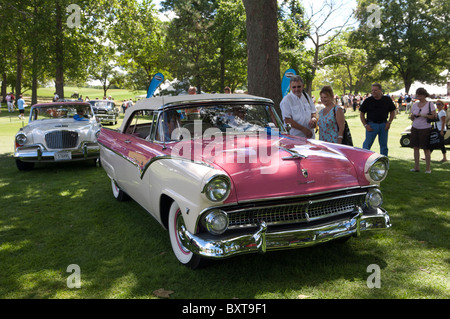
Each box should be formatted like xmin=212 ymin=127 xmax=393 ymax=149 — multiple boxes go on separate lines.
xmin=168 ymin=202 xmax=206 ymax=269
xmin=16 ymin=159 xmax=35 ymax=171
xmin=111 ymin=179 xmax=130 ymax=201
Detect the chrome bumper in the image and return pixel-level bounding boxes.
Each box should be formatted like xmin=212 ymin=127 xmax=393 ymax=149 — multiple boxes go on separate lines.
xmin=96 ymin=114 xmax=117 ymax=122
xmin=14 ymin=142 xmax=100 ymax=162
xmin=180 ymin=207 xmax=391 ymax=259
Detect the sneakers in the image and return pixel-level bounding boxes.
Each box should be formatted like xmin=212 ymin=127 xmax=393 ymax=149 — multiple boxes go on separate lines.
xmin=410 ymin=168 xmax=431 ymax=173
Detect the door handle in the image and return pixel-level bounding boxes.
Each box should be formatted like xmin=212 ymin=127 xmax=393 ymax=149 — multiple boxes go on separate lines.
xmin=124 ymin=139 xmax=131 ymax=144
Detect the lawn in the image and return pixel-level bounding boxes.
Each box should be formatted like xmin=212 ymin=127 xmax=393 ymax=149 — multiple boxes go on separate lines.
xmin=0 ymin=101 xmax=448 ymax=300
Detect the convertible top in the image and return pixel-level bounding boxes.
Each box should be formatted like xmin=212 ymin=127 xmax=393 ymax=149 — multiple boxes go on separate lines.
xmin=132 ymin=93 xmax=273 ymax=112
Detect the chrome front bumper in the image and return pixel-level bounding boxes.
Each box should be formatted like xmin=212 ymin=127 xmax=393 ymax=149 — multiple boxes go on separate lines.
xmin=180 ymin=207 xmax=391 ymax=259
xmin=14 ymin=142 xmax=100 ymax=162
xmin=96 ymin=114 xmax=117 ymax=123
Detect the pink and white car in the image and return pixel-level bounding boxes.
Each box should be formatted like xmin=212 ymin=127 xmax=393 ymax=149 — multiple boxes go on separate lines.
xmin=98 ymin=94 xmax=391 ymax=268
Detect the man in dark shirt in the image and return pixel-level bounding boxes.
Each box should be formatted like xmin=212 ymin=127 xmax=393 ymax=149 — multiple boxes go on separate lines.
xmin=359 ymin=83 xmax=396 ymax=156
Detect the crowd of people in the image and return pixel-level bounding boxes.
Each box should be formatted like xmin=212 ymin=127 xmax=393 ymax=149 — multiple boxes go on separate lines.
xmin=280 ymin=75 xmax=448 ymax=172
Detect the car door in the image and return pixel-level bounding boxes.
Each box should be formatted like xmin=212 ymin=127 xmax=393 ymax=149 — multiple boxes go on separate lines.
xmin=114 ymin=110 xmax=167 ymax=210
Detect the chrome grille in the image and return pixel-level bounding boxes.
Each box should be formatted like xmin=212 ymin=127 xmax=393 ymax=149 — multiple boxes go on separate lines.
xmin=45 ymin=131 xmax=79 ymax=149
xmin=227 ymin=193 xmax=364 ymax=229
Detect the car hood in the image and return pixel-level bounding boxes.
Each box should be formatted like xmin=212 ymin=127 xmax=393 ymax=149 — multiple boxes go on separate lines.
xmin=170 ymin=133 xmax=365 ymax=203
xmin=25 ymin=119 xmax=97 ymax=132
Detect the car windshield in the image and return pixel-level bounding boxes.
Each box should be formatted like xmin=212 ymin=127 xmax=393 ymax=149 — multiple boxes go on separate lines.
xmin=157 ymin=103 xmax=286 ymax=142
xmin=30 ymin=105 xmax=94 ymax=121
xmin=89 ymin=101 xmax=114 ymax=109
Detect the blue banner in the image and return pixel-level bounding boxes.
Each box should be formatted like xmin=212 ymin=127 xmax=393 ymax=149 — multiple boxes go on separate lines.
xmin=146 ymin=73 xmax=164 ymax=98
xmin=281 ymin=69 xmax=296 ymax=97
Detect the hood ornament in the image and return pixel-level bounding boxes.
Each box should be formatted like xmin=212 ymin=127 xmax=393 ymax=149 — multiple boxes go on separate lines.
xmin=301 ymin=168 xmax=308 ymax=178
xmin=280 ymin=147 xmax=308 ymax=160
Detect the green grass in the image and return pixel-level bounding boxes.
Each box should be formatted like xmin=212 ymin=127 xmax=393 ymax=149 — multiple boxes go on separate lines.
xmin=0 ymin=102 xmax=449 ymax=299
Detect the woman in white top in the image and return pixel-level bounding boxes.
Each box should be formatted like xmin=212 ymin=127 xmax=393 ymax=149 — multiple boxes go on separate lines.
xmin=435 ymin=100 xmax=447 ymax=162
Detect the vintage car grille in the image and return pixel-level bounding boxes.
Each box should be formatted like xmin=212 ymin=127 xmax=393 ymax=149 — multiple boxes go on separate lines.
xmin=45 ymin=131 xmax=79 ymax=149
xmin=225 ymin=192 xmax=365 ymax=229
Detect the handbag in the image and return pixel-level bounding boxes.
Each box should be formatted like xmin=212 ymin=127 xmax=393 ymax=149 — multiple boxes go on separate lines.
xmin=428 ymin=123 xmax=444 ymax=150
xmin=426 ymin=102 xmax=439 ymax=123
xmin=334 ymin=106 xmax=353 ymax=146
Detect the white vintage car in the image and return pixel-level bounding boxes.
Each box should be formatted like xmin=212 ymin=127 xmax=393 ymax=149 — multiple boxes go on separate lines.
xmin=98 ymin=94 xmax=391 ymax=269
xmin=88 ymin=100 xmax=120 ymax=125
xmin=14 ymin=102 xmax=101 ymax=170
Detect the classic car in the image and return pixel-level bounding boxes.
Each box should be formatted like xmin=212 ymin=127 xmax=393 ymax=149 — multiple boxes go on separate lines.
xmin=14 ymin=102 xmax=101 ymax=171
xmin=88 ymin=100 xmax=120 ymax=125
xmin=98 ymin=94 xmax=391 ymax=268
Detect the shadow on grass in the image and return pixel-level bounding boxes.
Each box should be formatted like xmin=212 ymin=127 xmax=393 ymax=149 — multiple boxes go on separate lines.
xmin=0 ymin=153 xmax=448 ymax=299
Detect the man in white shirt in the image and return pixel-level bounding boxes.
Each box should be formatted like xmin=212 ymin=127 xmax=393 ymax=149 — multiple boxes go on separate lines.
xmin=280 ymin=75 xmax=317 ymax=138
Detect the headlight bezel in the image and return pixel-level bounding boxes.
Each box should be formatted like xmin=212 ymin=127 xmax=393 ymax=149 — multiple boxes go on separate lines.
xmin=365 ymin=155 xmax=389 ymax=184
xmin=202 ymin=174 xmax=231 ymax=203
xmin=364 ymin=188 xmax=383 ymax=209
xmin=202 ymin=209 xmax=229 ymax=235
xmin=15 ymin=133 xmax=28 ymax=146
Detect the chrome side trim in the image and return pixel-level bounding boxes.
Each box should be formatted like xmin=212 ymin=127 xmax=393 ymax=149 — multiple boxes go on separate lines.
xmin=141 ymin=155 xmax=214 ymax=179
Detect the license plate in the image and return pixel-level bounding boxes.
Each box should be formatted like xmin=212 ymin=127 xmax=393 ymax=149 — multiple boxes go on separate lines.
xmin=54 ymin=151 xmax=72 ymax=161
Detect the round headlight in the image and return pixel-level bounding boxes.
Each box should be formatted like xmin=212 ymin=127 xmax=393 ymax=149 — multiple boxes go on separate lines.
xmin=365 ymin=156 xmax=389 ymax=183
xmin=365 ymin=188 xmax=383 ymax=208
xmin=203 ymin=209 xmax=229 ymax=235
xmin=16 ymin=133 xmax=27 ymax=146
xmin=203 ymin=175 xmax=231 ymax=202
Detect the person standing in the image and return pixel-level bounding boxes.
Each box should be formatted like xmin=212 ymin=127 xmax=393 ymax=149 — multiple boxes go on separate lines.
xmin=359 ymin=83 xmax=396 ymax=156
xmin=6 ymin=93 xmax=13 ymax=112
xmin=317 ymin=86 xmax=345 ymax=144
xmin=17 ymin=95 xmax=25 ymax=120
xmin=280 ymin=75 xmax=317 ymax=138
xmin=409 ymin=88 xmax=436 ymax=173
xmin=434 ymin=99 xmax=447 ymax=162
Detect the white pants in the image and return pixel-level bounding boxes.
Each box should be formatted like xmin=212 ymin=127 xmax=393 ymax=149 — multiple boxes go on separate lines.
xmin=7 ymin=102 xmax=14 ymax=112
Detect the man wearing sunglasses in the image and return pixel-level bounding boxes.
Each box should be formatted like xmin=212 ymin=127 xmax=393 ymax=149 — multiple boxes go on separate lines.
xmin=280 ymin=75 xmax=317 ymax=138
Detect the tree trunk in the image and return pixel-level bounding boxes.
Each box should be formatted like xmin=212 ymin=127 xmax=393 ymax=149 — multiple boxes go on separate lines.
xmin=55 ymin=1 xmax=65 ymax=99
xmin=243 ymin=0 xmax=282 ymax=114
xmin=15 ymin=46 xmax=23 ymax=97
xmin=1 ymin=72 xmax=6 ymax=102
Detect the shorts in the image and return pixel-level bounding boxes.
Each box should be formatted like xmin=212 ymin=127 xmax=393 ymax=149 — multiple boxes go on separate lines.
xmin=410 ymin=126 xmax=430 ymax=149
xmin=19 ymin=109 xmax=25 ymax=114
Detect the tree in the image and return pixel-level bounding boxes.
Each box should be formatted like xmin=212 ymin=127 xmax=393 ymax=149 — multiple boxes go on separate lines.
xmin=243 ymin=0 xmax=282 ymax=112
xmin=89 ymin=45 xmax=121 ymax=97
xmin=210 ymin=0 xmax=247 ymax=93
xmin=161 ymin=0 xmax=218 ymax=93
xmin=302 ymin=0 xmax=355 ymax=94
xmin=278 ymin=0 xmax=312 ymax=88
xmin=353 ymin=0 xmax=450 ymax=94
xmin=111 ymin=0 xmax=167 ymax=91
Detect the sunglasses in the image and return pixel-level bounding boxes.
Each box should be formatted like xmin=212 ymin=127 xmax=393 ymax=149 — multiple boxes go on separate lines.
xmin=291 ymin=86 xmax=303 ymax=89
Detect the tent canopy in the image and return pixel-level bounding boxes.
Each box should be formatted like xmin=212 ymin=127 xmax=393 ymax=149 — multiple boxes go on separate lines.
xmin=390 ymin=81 xmax=448 ymax=97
